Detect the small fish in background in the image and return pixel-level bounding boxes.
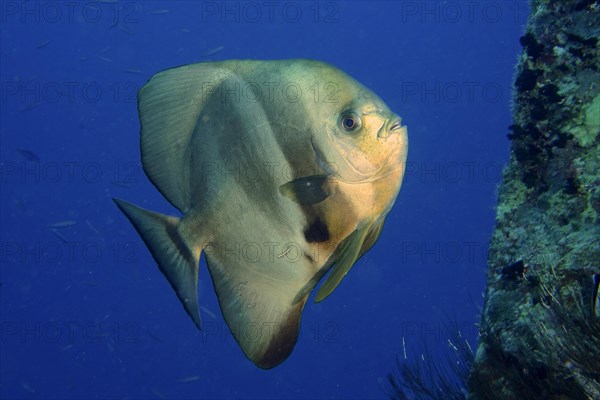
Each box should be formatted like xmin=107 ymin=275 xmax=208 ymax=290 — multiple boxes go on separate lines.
xmin=99 ymin=56 xmax=114 ymax=63
xmin=177 ymin=376 xmax=200 ymax=384
xmin=20 ymin=382 xmax=35 ymax=393
xmin=16 ymin=148 xmax=40 ymax=162
xmin=201 ymin=45 xmax=224 ymax=58
xmin=11 ymin=197 xmax=27 ymax=212
xmin=110 ymin=180 xmax=133 ymax=188
xmin=122 ymin=68 xmax=144 ymax=75
xmin=150 ymin=9 xmax=170 ymax=15
xmin=35 ymin=40 xmax=50 ymax=49
xmin=175 ymin=48 xmax=184 ymax=55
xmin=199 ymin=305 xmax=217 ymax=319
xmin=151 ymin=387 xmax=166 ymax=399
xmin=15 ymin=76 xmax=41 ymax=110
xmin=59 ymin=344 xmax=73 ymax=352
xmin=106 ymin=342 xmax=116 ymax=353
xmin=146 ymin=329 xmax=163 ymax=343
xmin=108 ymin=18 xmax=133 ymax=35
xmin=119 ymin=25 xmax=134 ymax=35
xmin=47 ymin=220 xmax=77 ymax=228
xmin=18 ymin=103 xmax=41 ymax=112
xmin=85 ymin=219 xmax=101 ymax=235
xmin=95 ymin=46 xmax=114 ymax=63
xmin=49 ymin=229 xmax=70 ymax=244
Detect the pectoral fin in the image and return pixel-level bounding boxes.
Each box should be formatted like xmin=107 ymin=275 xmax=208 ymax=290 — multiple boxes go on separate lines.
xmin=359 ymin=218 xmax=385 ymax=258
xmin=279 ymin=175 xmax=332 ymax=206
xmin=314 ymin=222 xmax=372 ymax=303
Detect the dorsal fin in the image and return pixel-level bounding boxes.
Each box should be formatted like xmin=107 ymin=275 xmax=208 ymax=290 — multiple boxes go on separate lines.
xmin=137 ymin=63 xmax=233 ymax=212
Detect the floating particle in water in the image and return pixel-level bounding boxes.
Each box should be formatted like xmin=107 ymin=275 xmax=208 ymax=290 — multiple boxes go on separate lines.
xmin=47 ymin=220 xmax=77 ymax=228
xmin=202 ymin=46 xmax=224 ymax=57
xmin=177 ymin=376 xmax=200 ymax=383
xmin=122 ymin=68 xmax=144 ymax=75
xmin=36 ymin=40 xmax=50 ymax=49
xmin=16 ymin=148 xmax=40 ymax=162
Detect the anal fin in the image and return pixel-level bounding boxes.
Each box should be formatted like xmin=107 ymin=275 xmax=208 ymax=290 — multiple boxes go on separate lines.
xmin=205 ymin=252 xmax=315 ymax=369
xmin=113 ymin=198 xmax=202 ymax=328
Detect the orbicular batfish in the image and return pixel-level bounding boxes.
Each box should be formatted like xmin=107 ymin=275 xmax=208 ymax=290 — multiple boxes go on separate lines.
xmin=114 ymin=59 xmax=408 ymax=368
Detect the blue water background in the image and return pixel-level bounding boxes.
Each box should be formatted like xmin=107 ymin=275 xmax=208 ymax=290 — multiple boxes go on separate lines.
xmin=1 ymin=1 xmax=527 ymax=398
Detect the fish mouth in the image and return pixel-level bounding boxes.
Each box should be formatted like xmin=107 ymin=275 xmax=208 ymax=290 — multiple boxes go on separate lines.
xmin=377 ymin=116 xmax=403 ymax=139
xmin=389 ymin=118 xmax=403 ymax=132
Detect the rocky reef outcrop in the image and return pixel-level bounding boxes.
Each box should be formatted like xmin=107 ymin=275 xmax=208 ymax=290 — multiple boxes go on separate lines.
xmin=468 ymin=0 xmax=600 ymax=399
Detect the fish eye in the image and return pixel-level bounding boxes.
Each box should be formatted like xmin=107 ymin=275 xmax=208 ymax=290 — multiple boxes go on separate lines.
xmin=340 ymin=111 xmax=362 ymax=133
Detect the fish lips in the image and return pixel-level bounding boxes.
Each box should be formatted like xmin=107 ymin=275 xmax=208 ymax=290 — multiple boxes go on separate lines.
xmin=377 ymin=116 xmax=407 ymax=164
xmin=377 ymin=115 xmax=405 ymax=139
xmin=380 ymin=116 xmax=408 ymax=174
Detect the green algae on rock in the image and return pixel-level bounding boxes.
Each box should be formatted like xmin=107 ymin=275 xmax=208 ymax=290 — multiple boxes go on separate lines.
xmin=467 ymin=0 xmax=600 ymax=399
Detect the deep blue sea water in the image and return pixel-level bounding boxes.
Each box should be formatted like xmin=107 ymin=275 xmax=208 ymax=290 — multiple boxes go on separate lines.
xmin=1 ymin=1 xmax=528 ymax=398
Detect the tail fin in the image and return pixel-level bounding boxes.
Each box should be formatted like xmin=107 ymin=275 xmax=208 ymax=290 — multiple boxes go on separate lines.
xmin=113 ymin=198 xmax=202 ymax=329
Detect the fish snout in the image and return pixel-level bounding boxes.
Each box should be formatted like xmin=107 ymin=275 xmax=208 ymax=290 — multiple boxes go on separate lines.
xmin=378 ymin=116 xmax=405 ymax=140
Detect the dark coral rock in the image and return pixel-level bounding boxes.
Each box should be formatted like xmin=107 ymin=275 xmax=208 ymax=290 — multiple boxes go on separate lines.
xmin=569 ymin=46 xmax=585 ymax=59
xmin=526 ymin=123 xmax=543 ymax=139
xmin=574 ymin=0 xmax=597 ymax=10
xmin=565 ymin=176 xmax=580 ymax=194
xmin=442 ymin=0 xmax=599 ymax=398
xmin=502 ymin=260 xmax=526 ymax=281
xmin=548 ymin=132 xmax=570 ymax=148
xmin=591 ymin=187 xmax=600 ymax=214
xmin=566 ymin=33 xmax=598 ymax=47
xmin=520 ymin=32 xmax=545 ymax=60
xmin=539 ymin=84 xmax=562 ymax=104
xmin=507 ymin=124 xmax=525 ymax=140
xmin=508 ymin=123 xmax=544 ymax=141
xmin=514 ymin=143 xmax=542 ymax=163
xmin=522 ymin=172 xmax=539 ymax=188
xmin=515 ymin=68 xmax=541 ymax=92
xmin=565 ymin=33 xmax=598 ymax=62
xmin=530 ymin=102 xmax=548 ymax=120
